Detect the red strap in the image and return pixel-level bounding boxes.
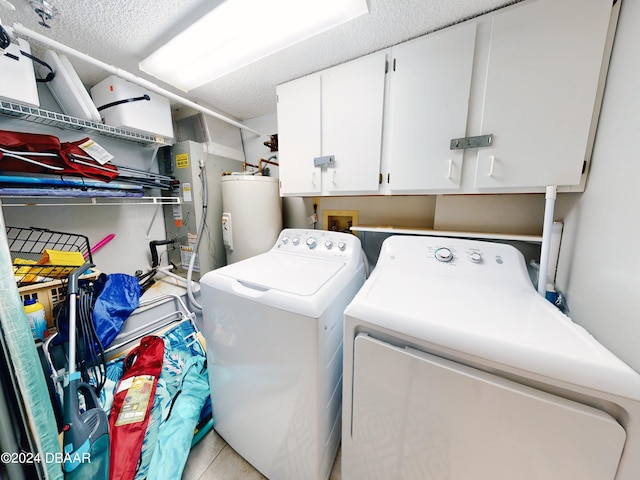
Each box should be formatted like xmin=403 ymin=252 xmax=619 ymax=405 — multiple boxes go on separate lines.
xmin=0 ymin=129 xmax=61 ymax=152
xmin=108 ymin=336 xmax=164 ymax=480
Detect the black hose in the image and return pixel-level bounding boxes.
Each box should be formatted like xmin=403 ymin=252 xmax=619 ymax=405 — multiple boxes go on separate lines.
xmin=0 ymin=24 xmax=10 ymax=51
xmin=149 ymin=239 xmax=174 ymax=268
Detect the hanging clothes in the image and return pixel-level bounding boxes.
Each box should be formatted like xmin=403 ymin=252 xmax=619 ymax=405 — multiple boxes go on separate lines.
xmin=145 ymin=355 xmax=209 ymax=480
xmin=108 ymin=336 xmax=164 ymax=480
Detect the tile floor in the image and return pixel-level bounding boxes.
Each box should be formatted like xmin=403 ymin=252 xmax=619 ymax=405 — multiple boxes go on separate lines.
xmin=182 ymin=428 xmax=342 ymax=480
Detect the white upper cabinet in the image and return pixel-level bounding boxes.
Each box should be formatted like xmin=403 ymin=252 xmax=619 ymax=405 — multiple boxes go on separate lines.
xmin=276 ymin=0 xmax=617 ymax=196
xmin=474 ymin=0 xmax=614 ymax=189
xmin=276 ymin=74 xmax=322 ymax=195
xmin=385 ymin=22 xmax=477 ymax=193
xmin=323 ymin=52 xmax=387 ymax=194
xmin=277 ymin=51 xmax=387 ymax=196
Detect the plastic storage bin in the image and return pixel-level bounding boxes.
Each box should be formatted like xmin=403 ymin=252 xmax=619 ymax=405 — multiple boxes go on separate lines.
xmin=18 ymin=271 xmax=100 ymax=329
xmin=90 ymin=75 xmax=174 ymax=140
xmin=0 ymin=38 xmax=39 ymax=106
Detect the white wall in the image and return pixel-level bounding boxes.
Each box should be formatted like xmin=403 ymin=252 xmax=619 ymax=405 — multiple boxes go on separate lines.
xmin=241 ymin=113 xmax=279 ymax=176
xmin=2 ymin=202 xmax=166 ymax=276
xmin=556 ymin=0 xmax=640 ymax=372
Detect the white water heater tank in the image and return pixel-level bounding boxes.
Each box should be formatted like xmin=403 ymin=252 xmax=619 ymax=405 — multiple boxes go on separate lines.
xmin=221 ymin=175 xmax=282 ymax=264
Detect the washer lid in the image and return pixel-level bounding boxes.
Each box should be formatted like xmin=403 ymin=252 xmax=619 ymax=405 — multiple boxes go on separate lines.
xmin=217 ymin=252 xmax=345 ymax=296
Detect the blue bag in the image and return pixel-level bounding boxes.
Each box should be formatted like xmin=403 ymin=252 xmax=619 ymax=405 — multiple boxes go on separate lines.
xmin=92 ymin=273 xmax=140 ymax=348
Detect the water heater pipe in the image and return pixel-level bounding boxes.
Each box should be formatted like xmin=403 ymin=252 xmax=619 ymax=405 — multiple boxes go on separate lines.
xmin=11 ymin=23 xmax=262 ymax=136
xmin=538 ymin=185 xmax=557 ymax=296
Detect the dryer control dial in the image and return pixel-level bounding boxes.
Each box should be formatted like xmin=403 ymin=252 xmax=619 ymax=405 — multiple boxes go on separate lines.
xmin=434 ymin=247 xmax=454 ymax=263
xmin=338 ymin=241 xmax=347 ymax=251
xmin=325 ymin=240 xmax=334 ymax=250
xmin=292 ymin=237 xmax=300 ymax=246
xmin=469 ymin=251 xmax=483 ymax=263
xmin=306 ymin=237 xmax=318 ymax=249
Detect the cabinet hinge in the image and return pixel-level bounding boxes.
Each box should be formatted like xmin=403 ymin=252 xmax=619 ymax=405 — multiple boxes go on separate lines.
xmin=450 ymin=134 xmax=493 ymax=150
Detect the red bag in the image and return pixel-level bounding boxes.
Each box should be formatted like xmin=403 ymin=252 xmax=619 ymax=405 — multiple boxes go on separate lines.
xmin=0 ymin=129 xmax=118 ymax=181
xmin=109 ymin=336 xmax=164 ymax=480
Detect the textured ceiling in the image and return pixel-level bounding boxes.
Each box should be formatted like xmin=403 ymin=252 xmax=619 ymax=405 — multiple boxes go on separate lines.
xmin=2 ymin=0 xmax=519 ymax=121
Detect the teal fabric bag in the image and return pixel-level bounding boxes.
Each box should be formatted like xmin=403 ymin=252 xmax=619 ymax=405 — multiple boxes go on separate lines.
xmin=100 ymin=320 xmax=209 ymax=480
xmin=145 ymin=355 xmax=210 ymax=479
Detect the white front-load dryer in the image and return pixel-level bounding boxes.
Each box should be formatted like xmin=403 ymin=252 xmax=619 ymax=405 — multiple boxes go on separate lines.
xmin=342 ymin=235 xmax=640 ymax=480
xmin=201 ymin=228 xmax=365 ymax=480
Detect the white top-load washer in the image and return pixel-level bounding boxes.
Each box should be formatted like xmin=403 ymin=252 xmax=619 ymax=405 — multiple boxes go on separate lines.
xmin=200 ymin=228 xmax=365 ymax=480
xmin=342 ymin=235 xmax=640 ymax=480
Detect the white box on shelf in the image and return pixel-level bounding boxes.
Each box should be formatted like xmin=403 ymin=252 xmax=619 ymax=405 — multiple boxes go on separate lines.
xmin=0 ymin=38 xmax=39 ymax=106
xmin=38 ymin=50 xmax=101 ymax=122
xmin=90 ymin=75 xmax=174 ymax=139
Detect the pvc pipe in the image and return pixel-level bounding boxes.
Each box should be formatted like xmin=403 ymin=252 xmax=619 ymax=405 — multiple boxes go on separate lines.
xmin=538 ymin=185 xmax=557 ymax=296
xmin=11 ymin=23 xmax=262 ymax=136
xmin=157 ymin=265 xmax=200 ymax=290
xmin=0 ymin=0 xmax=15 ymax=11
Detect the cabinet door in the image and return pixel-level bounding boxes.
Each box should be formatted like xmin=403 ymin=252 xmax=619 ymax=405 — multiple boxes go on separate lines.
xmin=276 ymin=74 xmax=322 ymax=196
xmin=322 ymin=51 xmax=387 ymax=194
xmin=386 ymin=22 xmax=477 ymax=193
xmin=475 ymin=0 xmax=613 ymax=189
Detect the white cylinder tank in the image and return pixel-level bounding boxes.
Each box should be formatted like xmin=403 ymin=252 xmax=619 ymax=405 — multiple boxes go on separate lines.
xmin=221 ymin=174 xmax=282 ymax=264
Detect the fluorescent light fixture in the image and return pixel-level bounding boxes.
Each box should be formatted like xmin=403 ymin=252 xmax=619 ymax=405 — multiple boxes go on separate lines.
xmin=139 ymin=0 xmax=369 ymax=92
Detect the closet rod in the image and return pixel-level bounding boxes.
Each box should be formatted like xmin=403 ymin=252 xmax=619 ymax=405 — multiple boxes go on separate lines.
xmin=11 ymin=23 xmax=262 ymax=136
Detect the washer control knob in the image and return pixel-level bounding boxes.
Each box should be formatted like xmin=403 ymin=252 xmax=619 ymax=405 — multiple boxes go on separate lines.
xmin=282 ymin=236 xmax=290 ymax=244
xmin=325 ymin=240 xmax=334 ymax=250
xmin=292 ymin=237 xmax=300 ymax=246
xmin=338 ymin=241 xmax=347 ymax=251
xmin=469 ymin=251 xmax=483 ymax=263
xmin=434 ymin=247 xmax=453 ymax=263
xmin=306 ymin=237 xmax=317 ymax=249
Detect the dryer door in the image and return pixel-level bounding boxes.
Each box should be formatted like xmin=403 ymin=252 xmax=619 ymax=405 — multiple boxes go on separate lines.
xmin=346 ymin=334 xmax=626 ymax=480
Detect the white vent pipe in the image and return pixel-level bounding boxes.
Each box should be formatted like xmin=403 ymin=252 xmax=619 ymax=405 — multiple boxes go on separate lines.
xmin=11 ymin=23 xmax=262 ymax=136
xmin=538 ymin=185 xmax=557 ymax=296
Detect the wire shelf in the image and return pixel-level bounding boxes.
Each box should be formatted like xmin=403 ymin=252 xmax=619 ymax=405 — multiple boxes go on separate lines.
xmin=7 ymin=226 xmax=93 ymax=286
xmin=0 ymin=100 xmax=173 ymax=146
xmin=0 ymin=196 xmax=181 ymax=206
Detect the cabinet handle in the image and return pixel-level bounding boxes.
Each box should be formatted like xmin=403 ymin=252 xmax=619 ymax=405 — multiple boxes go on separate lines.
xmin=331 ymin=169 xmax=337 ymax=185
xmin=487 ymin=155 xmax=496 ymax=177
xmin=311 ymin=171 xmax=317 ymax=185
xmin=447 ymin=159 xmax=453 ymax=179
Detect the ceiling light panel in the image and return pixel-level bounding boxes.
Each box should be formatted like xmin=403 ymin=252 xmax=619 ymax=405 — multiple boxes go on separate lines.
xmin=139 ymin=0 xmax=369 ymax=91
